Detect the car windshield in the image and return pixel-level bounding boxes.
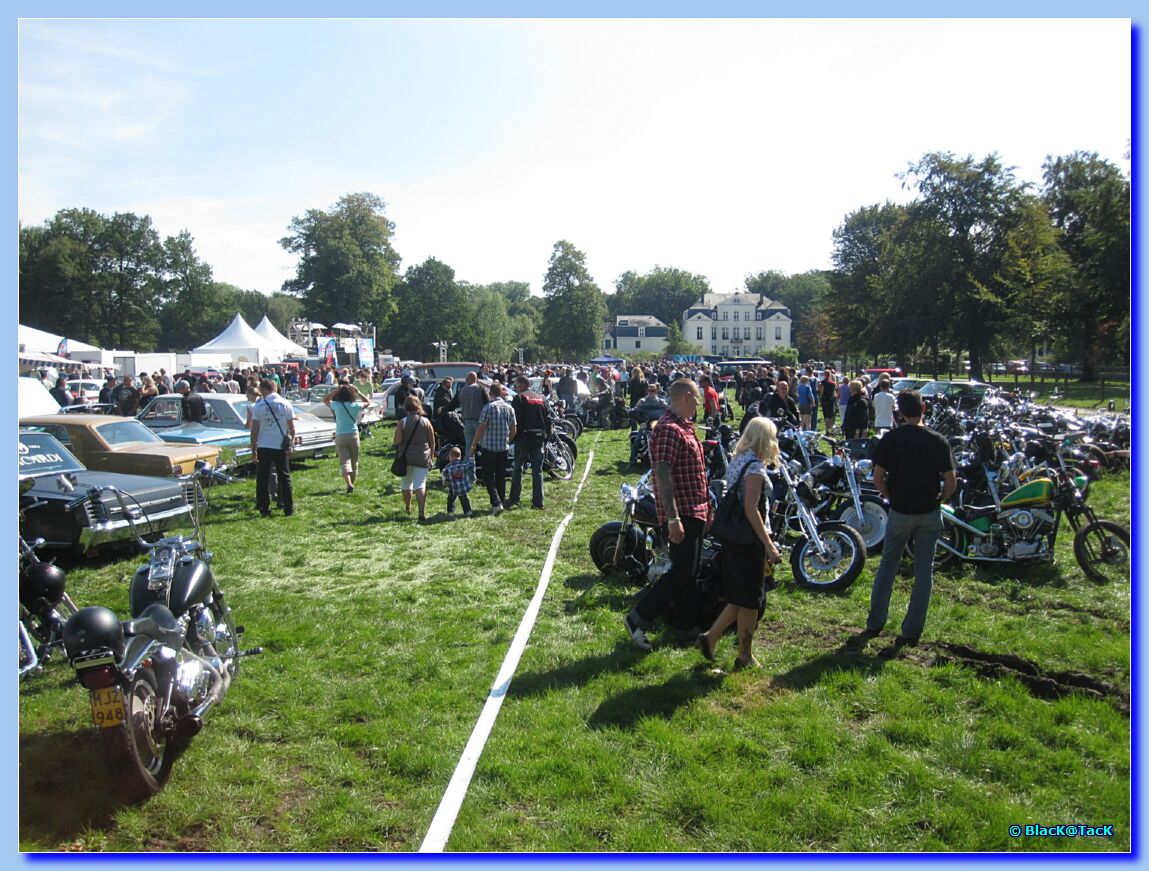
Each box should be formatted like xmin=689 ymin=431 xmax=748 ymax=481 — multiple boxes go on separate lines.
xmin=917 ymin=382 xmax=949 ymax=396
xmin=96 ymin=419 xmax=165 ymax=445
xmin=18 ymin=432 xmax=85 ymax=475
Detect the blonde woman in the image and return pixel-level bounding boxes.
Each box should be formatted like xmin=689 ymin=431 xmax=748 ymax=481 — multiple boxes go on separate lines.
xmin=697 ymin=416 xmax=782 ymax=670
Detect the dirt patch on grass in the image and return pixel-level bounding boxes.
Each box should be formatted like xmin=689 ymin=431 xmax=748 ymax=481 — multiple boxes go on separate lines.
xmin=928 ymin=642 xmax=1130 ymax=716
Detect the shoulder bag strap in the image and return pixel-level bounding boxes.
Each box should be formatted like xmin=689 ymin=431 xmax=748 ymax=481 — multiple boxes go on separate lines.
xmin=397 ymin=415 xmax=419 ymax=456
xmin=264 ymin=398 xmax=287 ymax=438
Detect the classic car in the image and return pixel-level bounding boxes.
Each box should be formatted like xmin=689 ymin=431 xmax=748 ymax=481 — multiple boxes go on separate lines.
xmin=18 ymin=431 xmax=203 ymax=555
xmin=287 ymin=384 xmax=385 ymax=429
xmin=20 ymin=414 xmax=221 ymax=477
xmin=137 ymin=392 xmax=337 ymax=460
xmin=917 ymin=380 xmax=990 ymax=411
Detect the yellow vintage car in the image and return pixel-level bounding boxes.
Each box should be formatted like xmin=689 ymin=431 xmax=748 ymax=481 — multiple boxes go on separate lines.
xmin=19 ymin=414 xmax=221 ymax=477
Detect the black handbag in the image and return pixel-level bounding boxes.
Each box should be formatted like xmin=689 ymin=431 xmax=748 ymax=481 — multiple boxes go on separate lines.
xmin=391 ymin=416 xmax=419 ymax=477
xmin=709 ymin=462 xmax=758 ymax=546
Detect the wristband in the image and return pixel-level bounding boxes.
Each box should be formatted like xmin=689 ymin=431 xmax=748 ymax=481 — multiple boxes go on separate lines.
xmin=669 ymin=516 xmax=681 ymax=523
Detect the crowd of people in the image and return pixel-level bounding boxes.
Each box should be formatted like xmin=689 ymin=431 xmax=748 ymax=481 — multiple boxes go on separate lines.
xmin=32 ymin=352 xmax=949 ymax=669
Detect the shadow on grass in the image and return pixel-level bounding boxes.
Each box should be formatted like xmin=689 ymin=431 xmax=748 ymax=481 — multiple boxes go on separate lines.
xmin=587 ymin=667 xmax=725 ymax=730
xmin=562 ymin=572 xmax=641 ymax=613
xmin=511 ymin=645 xmax=646 ymax=699
xmin=770 ymin=632 xmax=895 ymax=691
xmin=19 ymin=726 xmax=139 ymax=845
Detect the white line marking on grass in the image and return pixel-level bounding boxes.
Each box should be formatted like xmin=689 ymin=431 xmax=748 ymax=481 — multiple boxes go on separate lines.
xmin=419 ymin=448 xmax=596 ymax=852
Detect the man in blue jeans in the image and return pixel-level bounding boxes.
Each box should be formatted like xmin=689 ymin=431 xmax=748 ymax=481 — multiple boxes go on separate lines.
xmin=864 ymin=389 xmax=956 ymax=645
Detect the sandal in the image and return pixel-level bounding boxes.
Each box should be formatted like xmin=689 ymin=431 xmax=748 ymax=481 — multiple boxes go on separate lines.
xmin=696 ymin=634 xmax=715 ymax=661
xmin=733 ymin=655 xmax=761 ymax=672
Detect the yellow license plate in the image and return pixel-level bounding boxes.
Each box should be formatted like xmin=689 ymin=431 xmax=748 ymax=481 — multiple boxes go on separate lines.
xmin=90 ymin=687 xmax=126 ymax=729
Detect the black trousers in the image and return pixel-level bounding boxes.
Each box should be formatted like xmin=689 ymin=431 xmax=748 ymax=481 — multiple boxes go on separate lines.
xmin=480 ymin=449 xmax=508 ymax=508
xmin=633 ymin=516 xmax=705 ymax=632
xmin=256 ymin=448 xmax=293 ymax=514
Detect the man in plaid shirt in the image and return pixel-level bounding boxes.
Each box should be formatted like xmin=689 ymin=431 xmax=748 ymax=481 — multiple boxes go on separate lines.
xmin=468 ymin=381 xmax=517 ymax=516
xmin=624 ymin=378 xmax=711 ymax=650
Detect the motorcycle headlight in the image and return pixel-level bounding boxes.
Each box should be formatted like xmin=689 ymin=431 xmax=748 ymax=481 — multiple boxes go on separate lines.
xmin=855 ymin=459 xmax=873 ymax=480
xmin=620 ymin=483 xmax=636 ymax=503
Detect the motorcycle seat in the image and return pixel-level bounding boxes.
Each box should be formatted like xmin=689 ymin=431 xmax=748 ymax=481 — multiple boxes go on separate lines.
xmin=956 ymin=504 xmax=999 ymax=521
xmin=123 ymin=602 xmax=185 ymax=649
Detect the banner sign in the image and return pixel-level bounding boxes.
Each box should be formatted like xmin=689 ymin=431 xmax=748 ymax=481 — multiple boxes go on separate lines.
xmin=321 ymin=338 xmax=338 ymax=367
xmin=357 ymin=338 xmax=374 ymax=369
xmin=57 ymin=339 xmax=68 ymax=358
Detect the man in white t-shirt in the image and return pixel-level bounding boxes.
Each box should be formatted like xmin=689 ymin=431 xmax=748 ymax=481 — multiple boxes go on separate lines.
xmin=872 ymin=380 xmax=896 ymax=434
xmin=250 ymin=379 xmax=296 ymax=517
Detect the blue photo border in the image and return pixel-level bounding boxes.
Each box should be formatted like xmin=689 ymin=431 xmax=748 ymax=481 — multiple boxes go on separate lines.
xmin=7 ymin=4 xmax=1143 ymax=867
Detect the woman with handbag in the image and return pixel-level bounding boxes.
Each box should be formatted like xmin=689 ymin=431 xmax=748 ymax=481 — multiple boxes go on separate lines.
xmin=697 ymin=416 xmax=782 ymax=671
xmin=392 ymin=395 xmax=436 ymax=523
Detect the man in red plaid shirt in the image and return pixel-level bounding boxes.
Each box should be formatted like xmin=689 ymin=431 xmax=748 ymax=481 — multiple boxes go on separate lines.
xmin=624 ymin=378 xmax=712 ymax=650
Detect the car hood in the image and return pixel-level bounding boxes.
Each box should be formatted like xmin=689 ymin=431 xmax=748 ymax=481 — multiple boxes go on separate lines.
xmin=23 ymin=468 xmax=188 ymax=501
xmin=155 ymin=424 xmax=250 ymax=445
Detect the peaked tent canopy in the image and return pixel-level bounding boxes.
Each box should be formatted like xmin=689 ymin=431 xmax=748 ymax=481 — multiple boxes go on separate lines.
xmin=191 ymin=313 xmax=284 ymax=363
xmin=254 ymin=316 xmax=308 ymax=356
xmin=589 ymin=355 xmax=625 ymax=365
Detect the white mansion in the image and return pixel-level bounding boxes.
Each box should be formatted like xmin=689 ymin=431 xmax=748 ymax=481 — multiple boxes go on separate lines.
xmin=682 ymin=291 xmax=793 ymax=358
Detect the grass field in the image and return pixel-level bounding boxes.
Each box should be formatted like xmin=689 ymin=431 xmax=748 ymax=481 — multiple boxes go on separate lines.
xmin=18 ymin=414 xmax=1132 ymax=853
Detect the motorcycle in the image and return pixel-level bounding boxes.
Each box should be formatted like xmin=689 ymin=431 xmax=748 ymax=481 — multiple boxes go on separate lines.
xmin=589 ymin=452 xmax=867 ymax=593
xmin=19 ymin=478 xmax=78 ymax=680
xmin=929 ymin=441 xmax=1129 ymax=584
xmin=60 ymin=462 xmax=260 ymax=800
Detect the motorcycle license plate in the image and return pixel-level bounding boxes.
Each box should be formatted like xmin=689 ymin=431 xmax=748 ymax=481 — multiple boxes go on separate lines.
xmin=89 ymin=687 xmax=126 ymax=729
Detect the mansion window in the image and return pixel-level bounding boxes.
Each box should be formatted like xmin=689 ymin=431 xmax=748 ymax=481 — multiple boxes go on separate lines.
xmin=775 ymin=326 xmax=782 ymax=340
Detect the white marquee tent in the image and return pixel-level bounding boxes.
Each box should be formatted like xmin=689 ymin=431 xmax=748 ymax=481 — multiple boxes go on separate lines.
xmin=191 ymin=314 xmax=284 ymax=363
xmin=253 ymin=315 xmax=308 ymax=357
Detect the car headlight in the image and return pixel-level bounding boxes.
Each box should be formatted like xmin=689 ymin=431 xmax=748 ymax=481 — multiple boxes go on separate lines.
xmin=171 ymin=464 xmax=182 ymax=475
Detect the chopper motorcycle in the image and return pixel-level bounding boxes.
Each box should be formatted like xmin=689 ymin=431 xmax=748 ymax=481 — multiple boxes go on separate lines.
xmin=60 ymin=463 xmax=261 ymax=799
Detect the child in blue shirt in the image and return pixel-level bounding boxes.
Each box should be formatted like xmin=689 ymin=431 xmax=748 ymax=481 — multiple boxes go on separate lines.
xmin=443 ymin=446 xmax=476 ymax=517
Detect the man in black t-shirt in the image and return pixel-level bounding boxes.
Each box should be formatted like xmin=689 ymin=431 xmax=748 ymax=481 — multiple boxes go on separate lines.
xmin=175 ymin=379 xmax=206 ymax=424
xmin=864 ymin=389 xmax=956 ymax=645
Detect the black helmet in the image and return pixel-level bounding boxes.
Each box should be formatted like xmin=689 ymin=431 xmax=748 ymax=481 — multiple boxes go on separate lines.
xmin=63 ymin=606 xmax=125 ymax=660
xmin=20 ymin=562 xmax=67 ymax=610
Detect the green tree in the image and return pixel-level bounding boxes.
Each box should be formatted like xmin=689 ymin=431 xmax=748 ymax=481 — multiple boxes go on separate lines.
xmin=898 ymin=152 xmax=1030 ymax=382
xmin=539 ymin=240 xmax=606 ymax=360
xmin=280 ymin=192 xmax=401 ymax=331
xmin=460 ymin=285 xmax=514 ymax=362
xmin=663 ymin=321 xmax=695 ymax=356
xmin=607 ymin=266 xmax=710 ymax=329
xmin=1041 ymin=152 xmax=1130 ymax=377
xmin=385 ymin=257 xmax=468 ymax=361
xmin=156 ymin=230 xmax=219 ymax=351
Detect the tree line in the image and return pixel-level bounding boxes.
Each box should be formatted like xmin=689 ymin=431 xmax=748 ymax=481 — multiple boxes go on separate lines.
xmin=19 ymin=150 xmax=1128 ymax=377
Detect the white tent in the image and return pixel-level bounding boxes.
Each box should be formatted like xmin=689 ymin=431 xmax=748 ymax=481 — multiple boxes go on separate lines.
xmin=191 ymin=313 xmax=284 ymax=364
xmin=254 ymin=315 xmax=308 ymax=356
xmin=18 ymin=324 xmax=104 ymax=355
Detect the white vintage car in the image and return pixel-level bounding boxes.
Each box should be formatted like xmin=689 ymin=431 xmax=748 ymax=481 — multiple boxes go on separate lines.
xmin=288 ymin=384 xmax=386 ymax=430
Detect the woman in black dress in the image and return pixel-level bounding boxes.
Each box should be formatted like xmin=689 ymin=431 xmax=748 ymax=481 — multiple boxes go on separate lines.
xmin=696 ymin=416 xmax=782 ymax=670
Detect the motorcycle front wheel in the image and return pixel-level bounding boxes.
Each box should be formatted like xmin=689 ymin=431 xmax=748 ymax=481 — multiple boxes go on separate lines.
xmin=790 ymin=521 xmax=866 ymax=593
xmin=104 ymin=666 xmax=175 ymax=801
xmin=1073 ymin=519 xmax=1130 ymax=584
xmin=832 ymin=496 xmax=888 ymax=554
xmin=589 ymin=523 xmax=646 ymax=581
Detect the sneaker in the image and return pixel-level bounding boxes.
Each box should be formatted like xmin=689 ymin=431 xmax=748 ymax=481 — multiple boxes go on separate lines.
xmin=504 ymin=500 xmax=520 ymax=510
xmin=491 ymin=505 xmax=503 ymax=517
xmin=624 ymin=614 xmax=652 ymax=651
xmin=417 ymin=515 xmax=428 ymax=525
xmin=346 ymin=484 xmax=354 ymax=494
xmin=463 ymin=510 xmax=474 ymax=518
xmin=446 ymin=508 xmax=456 ymax=516
xmin=531 ymin=504 xmax=544 ymax=510
xmin=696 ymin=633 xmax=715 ymax=661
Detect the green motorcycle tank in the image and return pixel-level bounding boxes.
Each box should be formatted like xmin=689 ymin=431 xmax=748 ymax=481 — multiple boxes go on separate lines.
xmin=1000 ymin=478 xmax=1053 ymax=508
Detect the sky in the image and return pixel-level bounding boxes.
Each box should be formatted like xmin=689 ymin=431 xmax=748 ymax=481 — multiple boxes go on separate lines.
xmin=17 ymin=18 xmax=1132 ymax=301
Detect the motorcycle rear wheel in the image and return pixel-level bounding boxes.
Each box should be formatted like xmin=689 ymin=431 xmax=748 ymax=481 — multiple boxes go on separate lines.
xmin=104 ymin=666 xmax=176 ymax=801
xmin=1073 ymin=519 xmax=1130 ymax=584
xmin=545 ymin=443 xmax=575 ymax=481
xmin=552 ymin=418 xmax=578 ymax=441
xmin=790 ymin=521 xmax=866 ymax=593
xmin=832 ymin=496 xmax=888 ymax=554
